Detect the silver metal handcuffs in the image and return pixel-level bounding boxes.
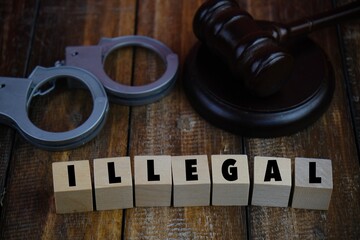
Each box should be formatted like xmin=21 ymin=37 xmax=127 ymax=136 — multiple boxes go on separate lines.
xmin=64 ymin=35 xmax=179 ymax=105
xmin=0 ymin=36 xmax=178 ymax=150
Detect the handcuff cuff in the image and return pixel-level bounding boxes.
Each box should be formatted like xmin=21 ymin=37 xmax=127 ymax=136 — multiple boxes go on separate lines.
xmin=0 ymin=36 xmax=179 ymax=151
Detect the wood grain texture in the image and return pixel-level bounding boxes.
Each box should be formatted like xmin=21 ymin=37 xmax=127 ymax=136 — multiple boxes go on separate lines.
xmin=0 ymin=0 xmax=359 ymax=239
xmin=338 ymin=0 xmax=360 ymax=157
xmin=0 ymin=0 xmax=37 ymax=214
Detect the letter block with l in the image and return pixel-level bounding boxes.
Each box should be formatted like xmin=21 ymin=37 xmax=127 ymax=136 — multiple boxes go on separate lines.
xmin=134 ymin=155 xmax=172 ymax=207
xmin=292 ymin=158 xmax=333 ymax=210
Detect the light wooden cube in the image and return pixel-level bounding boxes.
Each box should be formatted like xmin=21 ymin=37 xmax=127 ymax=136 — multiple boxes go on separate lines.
xmin=94 ymin=157 xmax=133 ymax=210
xmin=252 ymin=156 xmax=292 ymax=207
xmin=211 ymin=155 xmax=250 ymax=206
xmin=292 ymin=157 xmax=333 ymax=210
xmin=52 ymin=160 xmax=93 ymax=214
xmin=134 ymin=155 xmax=172 ymax=207
xmin=172 ymin=155 xmax=211 ymax=207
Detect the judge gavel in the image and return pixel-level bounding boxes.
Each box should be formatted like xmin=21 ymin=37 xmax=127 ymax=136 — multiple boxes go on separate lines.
xmin=193 ymin=0 xmax=360 ymax=97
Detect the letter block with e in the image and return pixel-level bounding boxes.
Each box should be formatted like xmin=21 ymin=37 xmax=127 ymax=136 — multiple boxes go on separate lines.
xmin=252 ymin=156 xmax=292 ymax=207
xmin=52 ymin=160 xmax=93 ymax=214
xmin=172 ymin=155 xmax=211 ymax=207
xmin=211 ymin=155 xmax=250 ymax=206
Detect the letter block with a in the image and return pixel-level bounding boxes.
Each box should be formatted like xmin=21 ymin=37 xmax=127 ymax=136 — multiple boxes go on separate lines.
xmin=94 ymin=157 xmax=133 ymax=210
xmin=252 ymin=156 xmax=292 ymax=207
xmin=172 ymin=155 xmax=211 ymax=207
xmin=134 ymin=155 xmax=172 ymax=207
xmin=211 ymin=155 xmax=250 ymax=206
xmin=52 ymin=160 xmax=93 ymax=214
xmin=292 ymin=158 xmax=333 ymax=210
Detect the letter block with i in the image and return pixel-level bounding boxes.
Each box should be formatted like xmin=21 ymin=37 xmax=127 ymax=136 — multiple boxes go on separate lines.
xmin=94 ymin=157 xmax=133 ymax=210
xmin=292 ymin=158 xmax=333 ymax=210
xmin=52 ymin=160 xmax=93 ymax=214
xmin=211 ymin=155 xmax=250 ymax=206
xmin=172 ymin=155 xmax=211 ymax=207
xmin=252 ymin=156 xmax=292 ymax=207
xmin=134 ymin=155 xmax=172 ymax=207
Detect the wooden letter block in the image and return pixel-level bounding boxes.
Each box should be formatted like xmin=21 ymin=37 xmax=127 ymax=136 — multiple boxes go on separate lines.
xmin=134 ymin=155 xmax=172 ymax=207
xmin=52 ymin=160 xmax=93 ymax=214
xmin=94 ymin=157 xmax=133 ymax=210
xmin=172 ymin=155 xmax=211 ymax=207
xmin=292 ymin=157 xmax=333 ymax=210
xmin=252 ymin=156 xmax=291 ymax=207
xmin=211 ymin=155 xmax=250 ymax=206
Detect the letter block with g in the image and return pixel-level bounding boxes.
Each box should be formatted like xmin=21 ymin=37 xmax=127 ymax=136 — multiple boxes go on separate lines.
xmin=211 ymin=155 xmax=250 ymax=206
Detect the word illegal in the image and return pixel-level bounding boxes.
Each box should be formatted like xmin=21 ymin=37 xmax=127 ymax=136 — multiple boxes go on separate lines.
xmin=52 ymin=155 xmax=333 ymax=214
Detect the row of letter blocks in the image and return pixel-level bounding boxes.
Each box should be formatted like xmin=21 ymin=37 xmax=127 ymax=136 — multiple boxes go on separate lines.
xmin=52 ymin=155 xmax=333 ymax=213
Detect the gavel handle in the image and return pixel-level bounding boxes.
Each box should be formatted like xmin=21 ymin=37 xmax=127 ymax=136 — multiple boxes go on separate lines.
xmin=267 ymin=1 xmax=360 ymax=42
xmin=288 ymin=1 xmax=360 ymax=38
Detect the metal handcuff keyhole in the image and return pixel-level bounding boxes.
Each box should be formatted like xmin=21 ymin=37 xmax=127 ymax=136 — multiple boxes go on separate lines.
xmin=0 ymin=36 xmax=179 ymax=151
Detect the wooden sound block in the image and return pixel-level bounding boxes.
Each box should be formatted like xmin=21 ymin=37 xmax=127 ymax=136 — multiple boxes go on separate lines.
xmin=93 ymin=157 xmax=133 ymax=210
xmin=172 ymin=155 xmax=211 ymax=207
xmin=183 ymin=38 xmax=335 ymax=137
xmin=134 ymin=155 xmax=172 ymax=207
xmin=52 ymin=160 xmax=93 ymax=214
xmin=252 ymin=156 xmax=292 ymax=207
xmin=211 ymin=155 xmax=250 ymax=206
xmin=292 ymin=157 xmax=333 ymax=210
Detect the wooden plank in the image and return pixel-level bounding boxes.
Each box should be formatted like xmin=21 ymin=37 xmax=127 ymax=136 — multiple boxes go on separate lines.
xmin=0 ymin=0 xmax=136 ymax=238
xmin=337 ymin=1 xmax=360 ymax=157
xmin=245 ymin=0 xmax=360 ymax=239
xmin=123 ymin=0 xmax=247 ymax=239
xmin=0 ymin=0 xmax=37 ymax=214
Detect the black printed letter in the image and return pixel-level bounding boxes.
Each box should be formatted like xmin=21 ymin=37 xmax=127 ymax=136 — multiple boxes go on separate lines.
xmin=309 ymin=162 xmax=322 ymax=183
xmin=264 ymin=160 xmax=282 ymax=181
xmin=222 ymin=159 xmax=238 ymax=181
xmin=67 ymin=165 xmax=76 ymax=187
xmin=108 ymin=162 xmax=121 ymax=184
xmin=147 ymin=159 xmax=160 ymax=181
xmin=185 ymin=159 xmax=198 ymax=181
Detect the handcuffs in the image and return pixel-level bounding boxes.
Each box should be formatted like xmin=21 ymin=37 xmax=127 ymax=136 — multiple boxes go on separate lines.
xmin=0 ymin=36 xmax=179 ymax=151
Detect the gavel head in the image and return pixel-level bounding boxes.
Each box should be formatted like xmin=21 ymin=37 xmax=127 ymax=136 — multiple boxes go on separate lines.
xmin=193 ymin=0 xmax=294 ymax=97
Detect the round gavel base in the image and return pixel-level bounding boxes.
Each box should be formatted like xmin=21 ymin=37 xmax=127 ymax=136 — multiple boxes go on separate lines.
xmin=183 ymin=38 xmax=335 ymax=137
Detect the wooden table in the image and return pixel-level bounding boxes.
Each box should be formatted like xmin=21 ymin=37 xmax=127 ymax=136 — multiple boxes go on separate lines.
xmin=1 ymin=0 xmax=359 ymax=239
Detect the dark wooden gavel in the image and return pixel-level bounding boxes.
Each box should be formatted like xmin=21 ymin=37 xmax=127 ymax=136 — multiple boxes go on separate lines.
xmin=193 ymin=0 xmax=360 ymax=97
